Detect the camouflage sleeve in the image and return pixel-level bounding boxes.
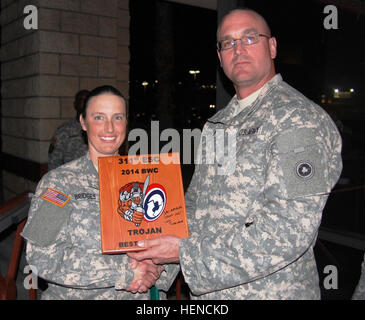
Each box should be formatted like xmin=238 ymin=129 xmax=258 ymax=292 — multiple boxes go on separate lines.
xmin=352 ymin=253 xmax=365 ymax=300
xmin=149 ymin=172 xmax=198 ymax=293
xmin=24 ymin=240 xmax=133 ymax=290
xmin=48 ymin=127 xmax=67 ymax=171
xmin=154 ymin=264 xmax=180 ymax=292
xmin=144 ymin=171 xmax=199 ymax=293
xmin=183 ymin=166 xmax=199 ymax=237
xmin=22 ymin=174 xmax=133 ymax=290
xmin=179 ymin=120 xmax=342 ymax=295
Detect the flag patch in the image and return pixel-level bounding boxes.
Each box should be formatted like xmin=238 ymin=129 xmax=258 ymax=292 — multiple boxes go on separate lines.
xmin=41 ymin=188 xmax=70 ymax=207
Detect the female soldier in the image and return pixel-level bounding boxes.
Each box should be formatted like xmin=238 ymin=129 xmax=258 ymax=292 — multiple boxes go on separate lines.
xmin=22 ymin=86 xmax=177 ymax=299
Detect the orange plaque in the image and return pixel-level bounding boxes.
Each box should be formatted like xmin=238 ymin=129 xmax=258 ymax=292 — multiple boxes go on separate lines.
xmin=98 ymin=153 xmax=189 ymax=253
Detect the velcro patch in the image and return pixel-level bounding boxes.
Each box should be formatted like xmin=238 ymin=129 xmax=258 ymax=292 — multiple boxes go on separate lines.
xmin=42 ymin=188 xmax=70 ymax=207
xmin=22 ymin=193 xmax=72 ymax=247
xmin=274 ymin=129 xmax=328 ymax=198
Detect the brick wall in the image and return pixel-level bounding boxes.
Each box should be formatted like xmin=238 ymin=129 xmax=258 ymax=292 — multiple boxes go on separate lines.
xmin=0 ymin=0 xmax=130 ymax=202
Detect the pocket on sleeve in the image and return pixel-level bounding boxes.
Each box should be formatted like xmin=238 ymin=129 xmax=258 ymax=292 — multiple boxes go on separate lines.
xmin=274 ymin=128 xmax=329 ymax=199
xmin=22 ymin=195 xmax=72 ymax=247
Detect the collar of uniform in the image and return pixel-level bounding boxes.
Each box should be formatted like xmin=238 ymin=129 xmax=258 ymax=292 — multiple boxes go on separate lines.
xmin=81 ymin=152 xmax=99 ymax=190
xmin=234 ymin=85 xmax=264 ymax=118
xmin=84 ymin=152 xmax=98 ymax=174
xmin=208 ymin=74 xmax=283 ymax=126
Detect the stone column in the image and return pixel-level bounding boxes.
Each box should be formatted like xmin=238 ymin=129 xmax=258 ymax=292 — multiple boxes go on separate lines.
xmin=0 ymin=0 xmax=130 ymax=202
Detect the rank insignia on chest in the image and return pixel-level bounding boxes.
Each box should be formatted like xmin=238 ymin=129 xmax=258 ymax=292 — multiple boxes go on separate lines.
xmin=41 ymin=188 xmax=70 ymax=207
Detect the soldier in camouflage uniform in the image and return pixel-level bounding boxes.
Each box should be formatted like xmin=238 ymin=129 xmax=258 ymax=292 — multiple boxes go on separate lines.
xmin=129 ymin=9 xmax=343 ymax=300
xmin=48 ymin=90 xmax=90 ymax=171
xmin=22 ymin=86 xmax=178 ymax=299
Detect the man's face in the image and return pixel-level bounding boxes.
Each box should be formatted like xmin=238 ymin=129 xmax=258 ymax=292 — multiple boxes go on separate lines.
xmin=217 ymin=11 xmax=277 ymax=94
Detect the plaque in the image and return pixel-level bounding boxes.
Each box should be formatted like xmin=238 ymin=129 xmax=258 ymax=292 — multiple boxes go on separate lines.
xmin=98 ymin=153 xmax=189 ymax=253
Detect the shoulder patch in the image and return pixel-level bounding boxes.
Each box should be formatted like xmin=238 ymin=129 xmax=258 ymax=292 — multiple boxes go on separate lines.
xmin=273 ymin=129 xmax=329 ymax=198
xmin=42 ymin=188 xmax=70 ymax=207
xmin=295 ymin=161 xmax=315 ymax=180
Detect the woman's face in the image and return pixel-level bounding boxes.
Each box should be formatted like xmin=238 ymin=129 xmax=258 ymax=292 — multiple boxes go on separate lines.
xmin=80 ymin=93 xmax=127 ymax=165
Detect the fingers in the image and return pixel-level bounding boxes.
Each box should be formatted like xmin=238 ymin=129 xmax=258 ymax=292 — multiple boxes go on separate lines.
xmin=126 ymin=259 xmax=165 ymax=294
xmin=126 ymin=279 xmax=142 ymax=293
xmin=134 ymin=259 xmax=164 ymax=279
xmin=128 ymin=236 xmax=180 ymax=264
xmin=127 ymin=238 xmax=162 ymax=261
xmin=137 ymin=237 xmax=162 ymax=248
xmin=128 ymin=249 xmax=155 ymax=262
xmin=129 ymin=257 xmax=138 ymax=269
xmin=145 ymin=263 xmax=165 ymax=280
xmin=128 ymin=251 xmax=162 ymax=264
xmin=137 ymin=285 xmax=149 ymax=294
xmin=126 ymin=281 xmax=149 ymax=294
xmin=126 ymin=274 xmax=155 ymax=294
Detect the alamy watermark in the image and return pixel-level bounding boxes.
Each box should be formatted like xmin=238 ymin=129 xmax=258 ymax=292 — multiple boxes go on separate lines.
xmin=23 ymin=265 xmax=38 ymax=290
xmin=23 ymin=264 xmax=339 ymax=291
xmin=23 ymin=5 xmax=38 ymax=30
xmin=323 ymin=265 xmax=338 ymax=290
xmin=19 ymin=2 xmax=338 ymax=172
xmin=127 ymin=121 xmax=237 ymax=175
xmin=22 ymin=4 xmax=338 ymax=33
xmin=323 ymin=5 xmax=338 ymax=30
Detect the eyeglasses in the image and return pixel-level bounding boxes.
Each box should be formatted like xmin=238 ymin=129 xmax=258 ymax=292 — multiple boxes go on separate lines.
xmin=217 ymin=33 xmax=270 ymax=51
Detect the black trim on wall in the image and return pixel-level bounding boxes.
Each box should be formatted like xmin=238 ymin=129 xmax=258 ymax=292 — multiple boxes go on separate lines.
xmin=1 ymin=153 xmax=48 ymax=183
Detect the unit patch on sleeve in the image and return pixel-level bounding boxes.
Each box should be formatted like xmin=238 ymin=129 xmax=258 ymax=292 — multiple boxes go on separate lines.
xmin=274 ymin=128 xmax=328 ymax=198
xmin=295 ymin=161 xmax=314 ymax=180
xmin=41 ymin=188 xmax=70 ymax=207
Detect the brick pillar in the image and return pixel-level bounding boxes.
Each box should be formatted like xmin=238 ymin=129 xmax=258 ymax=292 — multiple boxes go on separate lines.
xmin=0 ymin=0 xmax=130 ymax=202
xmin=117 ymin=0 xmax=130 ymax=99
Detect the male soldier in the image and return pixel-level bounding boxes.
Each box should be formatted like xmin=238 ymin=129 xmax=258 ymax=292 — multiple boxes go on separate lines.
xmin=129 ymin=8 xmax=343 ymax=299
xmin=48 ymin=90 xmax=89 ymax=171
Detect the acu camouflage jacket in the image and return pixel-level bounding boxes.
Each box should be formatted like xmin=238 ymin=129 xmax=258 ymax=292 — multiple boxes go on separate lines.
xmin=179 ymin=74 xmax=342 ymax=299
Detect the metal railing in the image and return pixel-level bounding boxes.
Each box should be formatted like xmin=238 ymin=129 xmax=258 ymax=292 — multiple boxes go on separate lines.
xmin=0 ymin=192 xmax=36 ymax=300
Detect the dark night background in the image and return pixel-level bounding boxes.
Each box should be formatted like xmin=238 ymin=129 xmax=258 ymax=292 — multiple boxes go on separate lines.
xmin=128 ymin=0 xmax=365 ymax=299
